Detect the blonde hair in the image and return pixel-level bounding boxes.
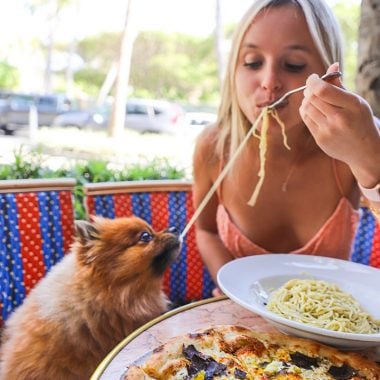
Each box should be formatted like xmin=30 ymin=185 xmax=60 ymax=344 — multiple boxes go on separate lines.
xmin=216 ymin=0 xmax=344 ymax=159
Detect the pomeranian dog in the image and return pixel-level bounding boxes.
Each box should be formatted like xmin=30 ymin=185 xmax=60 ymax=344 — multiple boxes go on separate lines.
xmin=0 ymin=216 xmax=180 ymax=380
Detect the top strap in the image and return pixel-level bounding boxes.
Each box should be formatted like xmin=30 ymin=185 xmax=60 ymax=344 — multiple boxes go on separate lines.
xmin=332 ymin=158 xmax=345 ymax=197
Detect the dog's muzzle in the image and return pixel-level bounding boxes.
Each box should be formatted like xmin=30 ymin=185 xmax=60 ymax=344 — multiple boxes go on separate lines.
xmin=152 ymin=228 xmax=181 ymax=276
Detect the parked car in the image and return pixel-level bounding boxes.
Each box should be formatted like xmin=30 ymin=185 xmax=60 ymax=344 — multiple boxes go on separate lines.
xmin=185 ymin=112 xmax=217 ymax=126
xmin=0 ymin=91 xmax=71 ymax=135
xmin=52 ymin=109 xmax=104 ymax=129
xmin=52 ymin=98 xmax=185 ymax=134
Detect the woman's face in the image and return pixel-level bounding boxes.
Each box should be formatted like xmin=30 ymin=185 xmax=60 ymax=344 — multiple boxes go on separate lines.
xmin=235 ymin=4 xmax=326 ymax=131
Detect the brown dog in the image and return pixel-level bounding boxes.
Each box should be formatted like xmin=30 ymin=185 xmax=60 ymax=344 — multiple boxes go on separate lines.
xmin=0 ymin=216 xmax=180 ymax=380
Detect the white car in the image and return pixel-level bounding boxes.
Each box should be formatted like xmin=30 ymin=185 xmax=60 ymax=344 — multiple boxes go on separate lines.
xmin=53 ymin=98 xmax=185 ymax=134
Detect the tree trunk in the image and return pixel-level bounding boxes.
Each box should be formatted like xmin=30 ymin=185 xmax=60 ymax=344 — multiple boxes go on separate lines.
xmin=108 ymin=0 xmax=138 ymax=138
xmin=96 ymin=62 xmax=118 ymax=107
xmin=43 ymin=18 xmax=56 ymax=94
xmin=356 ymin=0 xmax=380 ymax=117
xmin=41 ymin=0 xmax=64 ymax=94
xmin=65 ymin=1 xmax=80 ymax=99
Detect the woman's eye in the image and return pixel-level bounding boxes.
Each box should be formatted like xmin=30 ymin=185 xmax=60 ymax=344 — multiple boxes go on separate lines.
xmin=140 ymin=231 xmax=153 ymax=243
xmin=243 ymin=61 xmax=262 ymax=69
xmin=285 ymin=63 xmax=306 ymax=72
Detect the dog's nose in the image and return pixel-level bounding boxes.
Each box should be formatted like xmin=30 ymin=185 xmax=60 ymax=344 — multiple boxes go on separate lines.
xmin=166 ymin=226 xmax=179 ymax=235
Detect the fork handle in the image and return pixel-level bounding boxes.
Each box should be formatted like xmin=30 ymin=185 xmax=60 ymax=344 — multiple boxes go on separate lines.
xmin=268 ymin=71 xmax=342 ymax=109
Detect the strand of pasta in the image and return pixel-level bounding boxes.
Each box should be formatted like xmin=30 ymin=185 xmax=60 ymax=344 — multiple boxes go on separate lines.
xmin=270 ymin=109 xmax=290 ymax=150
xmin=266 ymin=279 xmax=380 ymax=334
xmin=180 ymin=108 xmax=288 ymax=239
xmin=247 ymin=108 xmax=291 ymax=206
xmin=247 ymin=108 xmax=270 ymax=207
xmin=180 ymin=108 xmax=267 ymax=239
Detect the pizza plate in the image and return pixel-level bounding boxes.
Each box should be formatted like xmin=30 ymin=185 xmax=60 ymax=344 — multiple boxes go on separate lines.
xmin=217 ymin=254 xmax=380 ymax=349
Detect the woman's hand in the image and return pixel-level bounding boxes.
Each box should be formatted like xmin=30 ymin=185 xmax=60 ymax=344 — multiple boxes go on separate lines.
xmin=299 ymin=63 xmax=380 ymax=187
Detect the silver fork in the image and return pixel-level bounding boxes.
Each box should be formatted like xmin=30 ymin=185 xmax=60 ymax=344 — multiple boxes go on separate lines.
xmin=267 ymin=71 xmax=342 ymax=110
xmin=251 ymin=281 xmax=269 ymax=306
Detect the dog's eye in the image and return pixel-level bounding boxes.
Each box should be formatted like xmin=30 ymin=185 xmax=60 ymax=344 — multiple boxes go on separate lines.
xmin=139 ymin=231 xmax=153 ymax=243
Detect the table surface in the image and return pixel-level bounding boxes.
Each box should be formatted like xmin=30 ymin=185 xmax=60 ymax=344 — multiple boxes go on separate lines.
xmin=91 ymin=296 xmax=277 ymax=379
xmin=91 ymin=296 xmax=380 ymax=380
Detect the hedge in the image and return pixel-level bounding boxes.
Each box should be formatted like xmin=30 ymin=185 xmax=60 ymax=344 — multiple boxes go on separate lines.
xmin=0 ymin=146 xmax=186 ymax=219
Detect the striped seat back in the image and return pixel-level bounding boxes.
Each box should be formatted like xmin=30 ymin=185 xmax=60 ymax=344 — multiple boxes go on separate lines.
xmin=0 ymin=179 xmax=76 ymax=326
xmin=84 ymin=180 xmax=214 ymax=306
xmin=351 ymin=206 xmax=380 ymax=268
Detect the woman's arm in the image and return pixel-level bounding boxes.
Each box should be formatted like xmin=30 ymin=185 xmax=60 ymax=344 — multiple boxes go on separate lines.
xmin=300 ymin=63 xmax=380 ymax=215
xmin=192 ymin=127 xmax=234 ymax=284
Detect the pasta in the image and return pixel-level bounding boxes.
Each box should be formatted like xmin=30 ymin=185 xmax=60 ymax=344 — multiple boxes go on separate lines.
xmin=248 ymin=107 xmax=290 ymax=206
xmin=247 ymin=108 xmax=270 ymax=206
xmin=181 ymin=107 xmax=287 ymax=238
xmin=266 ymin=279 xmax=380 ymax=334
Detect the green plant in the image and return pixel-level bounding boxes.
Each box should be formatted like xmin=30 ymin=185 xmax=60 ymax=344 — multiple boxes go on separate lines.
xmin=0 ymin=61 xmax=19 ymax=89
xmin=0 ymin=147 xmax=185 ymax=219
xmin=0 ymin=146 xmax=51 ymax=179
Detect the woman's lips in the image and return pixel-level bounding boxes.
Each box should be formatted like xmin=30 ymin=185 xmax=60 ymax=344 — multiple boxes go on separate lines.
xmin=271 ymin=98 xmax=288 ymax=109
xmin=258 ymin=98 xmax=289 ymax=109
xmin=252 ymin=97 xmax=288 ymax=120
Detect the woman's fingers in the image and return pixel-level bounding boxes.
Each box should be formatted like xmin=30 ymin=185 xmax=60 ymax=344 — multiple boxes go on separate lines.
xmin=304 ymin=74 xmax=349 ymax=108
xmin=327 ymin=62 xmax=340 ymax=74
xmin=300 ymin=102 xmax=324 ymax=129
xmin=300 ymin=63 xmax=380 ymax=174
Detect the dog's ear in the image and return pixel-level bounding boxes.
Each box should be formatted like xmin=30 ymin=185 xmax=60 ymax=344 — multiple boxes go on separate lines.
xmin=75 ymin=220 xmax=100 ymax=243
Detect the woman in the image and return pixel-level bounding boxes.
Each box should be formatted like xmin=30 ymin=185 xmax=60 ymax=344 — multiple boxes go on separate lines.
xmin=192 ymin=0 xmax=380 ymax=292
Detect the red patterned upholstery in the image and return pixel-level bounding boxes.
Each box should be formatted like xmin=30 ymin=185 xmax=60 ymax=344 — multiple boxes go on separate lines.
xmin=0 ymin=179 xmax=76 ymax=326
xmin=84 ymin=180 xmax=214 ymax=306
xmin=351 ymin=206 xmax=380 ymax=268
xmin=83 ymin=180 xmax=380 ymax=306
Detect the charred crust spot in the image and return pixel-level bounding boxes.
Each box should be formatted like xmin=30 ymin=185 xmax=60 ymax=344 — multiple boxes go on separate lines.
xmin=290 ymin=351 xmax=319 ymax=369
xmin=152 ymin=344 xmax=165 ymax=353
xmin=202 ymin=327 xmax=219 ymax=336
xmin=328 ymin=363 xmax=358 ymax=380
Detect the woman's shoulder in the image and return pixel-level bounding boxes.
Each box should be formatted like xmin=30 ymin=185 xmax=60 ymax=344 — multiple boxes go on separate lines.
xmin=195 ymin=123 xmax=220 ymax=156
xmin=197 ymin=122 xmax=220 ymax=144
xmin=194 ymin=122 xmax=221 ymax=162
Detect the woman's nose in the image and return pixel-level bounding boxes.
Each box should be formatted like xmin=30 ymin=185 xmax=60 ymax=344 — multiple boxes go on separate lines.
xmin=261 ymin=68 xmax=281 ymax=92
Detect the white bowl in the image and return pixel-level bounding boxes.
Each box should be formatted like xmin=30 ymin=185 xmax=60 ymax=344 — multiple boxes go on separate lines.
xmin=217 ymin=254 xmax=380 ymax=350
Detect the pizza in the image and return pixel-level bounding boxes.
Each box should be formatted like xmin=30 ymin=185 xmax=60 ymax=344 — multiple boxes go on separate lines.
xmin=123 ymin=325 xmax=379 ymax=379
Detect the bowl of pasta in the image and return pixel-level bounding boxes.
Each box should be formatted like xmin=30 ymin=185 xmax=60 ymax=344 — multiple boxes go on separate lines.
xmin=217 ymin=254 xmax=380 ymax=349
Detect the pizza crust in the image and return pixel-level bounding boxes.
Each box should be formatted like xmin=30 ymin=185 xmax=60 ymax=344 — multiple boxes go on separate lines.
xmin=125 ymin=366 xmax=155 ymax=379
xmin=123 ymin=325 xmax=380 ymax=379
xmin=252 ymin=329 xmax=379 ymax=377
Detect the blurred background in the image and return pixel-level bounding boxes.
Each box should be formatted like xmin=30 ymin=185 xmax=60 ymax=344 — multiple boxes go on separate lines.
xmin=0 ymin=0 xmax=378 ymax=187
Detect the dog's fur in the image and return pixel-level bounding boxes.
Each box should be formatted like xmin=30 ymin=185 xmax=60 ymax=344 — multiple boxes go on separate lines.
xmin=0 ymin=216 xmax=180 ymax=380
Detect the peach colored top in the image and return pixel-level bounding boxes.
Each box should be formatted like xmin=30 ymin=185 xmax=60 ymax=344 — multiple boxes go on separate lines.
xmin=216 ymin=160 xmax=360 ymax=260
